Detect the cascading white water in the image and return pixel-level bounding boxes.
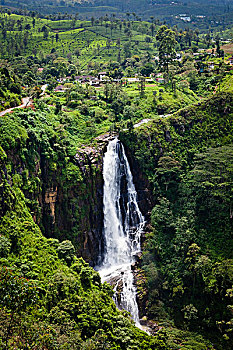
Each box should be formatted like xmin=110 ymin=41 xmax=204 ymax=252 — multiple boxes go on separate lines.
xmin=97 ymin=138 xmax=145 ymax=327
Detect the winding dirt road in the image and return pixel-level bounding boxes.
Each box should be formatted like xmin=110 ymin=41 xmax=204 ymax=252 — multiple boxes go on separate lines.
xmin=0 ymin=84 xmax=47 ymax=117
xmin=0 ymin=97 xmax=31 ymax=117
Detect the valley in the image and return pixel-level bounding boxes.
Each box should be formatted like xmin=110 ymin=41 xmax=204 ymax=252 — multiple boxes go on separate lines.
xmin=0 ymin=5 xmax=233 ymax=350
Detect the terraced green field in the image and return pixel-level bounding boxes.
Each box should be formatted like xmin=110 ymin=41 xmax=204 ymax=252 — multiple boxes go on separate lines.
xmin=0 ymin=14 xmax=159 ymax=68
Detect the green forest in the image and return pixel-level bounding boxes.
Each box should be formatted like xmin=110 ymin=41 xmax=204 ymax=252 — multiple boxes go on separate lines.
xmin=0 ymin=3 xmax=233 ymax=350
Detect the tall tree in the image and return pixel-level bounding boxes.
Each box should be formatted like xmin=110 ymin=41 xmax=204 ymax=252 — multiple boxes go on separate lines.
xmin=156 ymin=25 xmax=177 ymax=76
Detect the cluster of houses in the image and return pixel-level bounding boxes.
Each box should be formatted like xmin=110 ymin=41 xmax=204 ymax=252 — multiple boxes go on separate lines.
xmin=54 ymin=72 xmax=113 ymax=91
xmin=52 ymin=50 xmax=233 ymax=92
xmin=54 ymin=72 xmax=165 ymax=92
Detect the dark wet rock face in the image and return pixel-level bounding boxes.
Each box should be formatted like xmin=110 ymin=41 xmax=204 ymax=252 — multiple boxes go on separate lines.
xmin=47 ymin=133 xmax=117 ymax=266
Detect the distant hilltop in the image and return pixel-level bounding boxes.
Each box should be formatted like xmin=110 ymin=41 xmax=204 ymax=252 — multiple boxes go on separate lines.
xmin=1 ymin=0 xmax=231 ymax=26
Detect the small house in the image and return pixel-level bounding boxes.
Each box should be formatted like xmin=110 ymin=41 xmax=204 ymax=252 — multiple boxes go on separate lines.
xmin=54 ymin=85 xmax=66 ymax=92
xmin=156 ymin=77 xmax=165 ymax=84
xmin=98 ymin=72 xmax=107 ymax=81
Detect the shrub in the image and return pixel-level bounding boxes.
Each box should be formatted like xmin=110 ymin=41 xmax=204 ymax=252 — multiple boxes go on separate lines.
xmin=0 ymin=236 xmax=11 ymax=257
xmin=57 ymin=240 xmax=75 ymax=265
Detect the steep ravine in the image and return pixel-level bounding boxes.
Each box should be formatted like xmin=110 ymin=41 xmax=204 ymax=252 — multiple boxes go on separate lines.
xmin=40 ymin=132 xmax=153 ymax=320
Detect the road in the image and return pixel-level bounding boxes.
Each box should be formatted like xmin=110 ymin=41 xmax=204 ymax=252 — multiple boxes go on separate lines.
xmin=40 ymin=84 xmax=48 ymax=96
xmin=0 ymin=97 xmax=31 ymax=117
xmin=133 ymin=114 xmax=171 ymax=128
xmin=133 ymin=118 xmax=151 ymax=128
xmin=0 ymin=84 xmax=48 ymax=117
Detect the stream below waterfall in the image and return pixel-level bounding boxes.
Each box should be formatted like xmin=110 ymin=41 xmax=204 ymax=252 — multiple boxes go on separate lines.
xmin=96 ymin=138 xmax=145 ymax=327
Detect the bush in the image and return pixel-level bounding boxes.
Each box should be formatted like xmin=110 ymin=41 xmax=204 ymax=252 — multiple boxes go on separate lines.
xmin=0 ymin=236 xmax=11 ymax=257
xmin=57 ymin=240 xmax=75 ymax=265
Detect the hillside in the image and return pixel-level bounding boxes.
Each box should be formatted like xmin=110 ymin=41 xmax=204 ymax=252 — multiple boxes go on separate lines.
xmin=120 ymin=78 xmax=233 ymax=349
xmin=1 ymin=0 xmax=233 ymax=30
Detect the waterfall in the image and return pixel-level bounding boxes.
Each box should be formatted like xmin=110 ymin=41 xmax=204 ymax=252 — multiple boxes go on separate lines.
xmin=97 ymin=138 xmax=145 ymax=327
